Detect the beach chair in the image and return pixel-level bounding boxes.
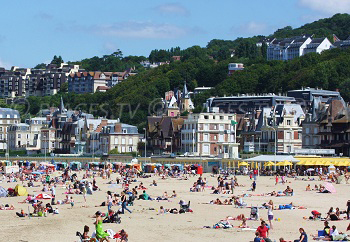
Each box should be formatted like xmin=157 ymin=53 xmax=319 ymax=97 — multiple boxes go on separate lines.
xmin=180 ymin=201 xmax=191 ymax=212
xmin=250 ymin=207 xmax=259 ymax=220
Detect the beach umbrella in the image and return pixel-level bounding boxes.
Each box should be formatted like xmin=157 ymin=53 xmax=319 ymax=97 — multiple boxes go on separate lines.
xmin=238 ymin=162 xmax=249 ymax=166
xmin=324 ymin=182 xmax=336 ymax=194
xmin=264 ymin=161 xmax=275 ymax=167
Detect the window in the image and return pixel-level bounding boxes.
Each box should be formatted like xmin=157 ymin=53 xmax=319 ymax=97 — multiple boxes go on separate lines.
xmin=129 ymin=146 xmax=132 ymax=152
xmin=204 ymin=115 xmax=209 ymax=119
xmin=204 ymin=124 xmax=208 ymax=131
xmin=123 ymin=129 xmax=127 ymax=134
xmin=114 ymin=137 xmax=118 ymax=144
xmin=128 ymin=138 xmax=132 ymax=145
xmin=0 ymin=127 xmax=2 ymax=132
xmin=121 ymin=146 xmax=126 ymax=152
xmin=305 ymin=127 xmax=310 ymax=134
xmin=204 ymin=134 xmax=208 ymax=142
xmin=18 ymin=134 xmax=21 ymax=139
xmin=26 ymin=134 xmax=30 ymax=139
xmin=287 ymin=120 xmax=291 ymax=125
xmin=214 ymin=135 xmax=217 ymax=141
xmin=122 ymin=138 xmax=126 ymax=144
xmin=305 ymin=136 xmax=310 ymax=146
xmin=203 ymin=144 xmax=209 ymax=154
xmin=313 ymin=127 xmax=318 ymax=134
xmin=219 ymin=134 xmax=224 ymax=142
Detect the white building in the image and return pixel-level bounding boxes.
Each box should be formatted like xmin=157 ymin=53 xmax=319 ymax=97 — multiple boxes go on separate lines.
xmin=181 ymin=112 xmax=239 ymax=158
xmin=0 ymin=108 xmax=20 ymax=150
xmin=267 ymin=36 xmax=333 ymax=61
xmin=304 ymin=37 xmax=334 ymax=55
xmin=260 ymin=104 xmax=305 ymax=154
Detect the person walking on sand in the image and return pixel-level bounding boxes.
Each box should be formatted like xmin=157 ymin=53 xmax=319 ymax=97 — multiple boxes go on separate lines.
xmin=266 ymin=200 xmax=274 ymax=229
xmin=275 ymin=175 xmax=279 ymax=185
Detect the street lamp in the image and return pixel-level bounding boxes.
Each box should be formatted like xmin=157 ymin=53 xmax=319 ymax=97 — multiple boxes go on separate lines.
xmin=143 ymin=128 xmax=147 ymax=163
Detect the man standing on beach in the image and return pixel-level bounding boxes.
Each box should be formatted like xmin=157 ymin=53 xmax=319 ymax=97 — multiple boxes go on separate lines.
xmin=51 ymin=185 xmax=56 ymax=205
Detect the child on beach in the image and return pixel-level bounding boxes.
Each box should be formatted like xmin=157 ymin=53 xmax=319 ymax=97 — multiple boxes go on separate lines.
xmin=252 ymin=181 xmax=256 ymax=192
xmin=70 ymin=197 xmax=74 ymax=208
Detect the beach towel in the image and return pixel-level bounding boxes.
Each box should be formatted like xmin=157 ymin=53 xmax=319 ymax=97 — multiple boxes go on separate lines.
xmin=0 ymin=186 xmax=8 ymax=197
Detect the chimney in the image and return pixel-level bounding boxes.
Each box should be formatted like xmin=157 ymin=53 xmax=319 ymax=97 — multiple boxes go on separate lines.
xmin=115 ymin=123 xmax=122 ymax=133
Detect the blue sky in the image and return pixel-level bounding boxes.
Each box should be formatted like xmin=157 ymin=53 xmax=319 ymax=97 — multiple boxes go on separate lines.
xmin=0 ymin=0 xmax=349 ymax=68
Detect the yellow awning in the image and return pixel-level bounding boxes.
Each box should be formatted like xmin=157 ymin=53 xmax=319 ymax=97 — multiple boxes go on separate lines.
xmin=238 ymin=162 xmax=249 ymax=166
xmin=276 ymin=161 xmax=293 ymax=166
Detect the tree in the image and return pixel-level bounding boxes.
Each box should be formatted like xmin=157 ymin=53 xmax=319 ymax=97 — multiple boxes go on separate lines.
xmin=34 ymin=63 xmax=47 ymax=69
xmin=109 ymin=148 xmax=119 ymax=154
xmin=59 ymin=82 xmax=68 ymax=93
xmin=51 ymin=55 xmax=64 ymax=67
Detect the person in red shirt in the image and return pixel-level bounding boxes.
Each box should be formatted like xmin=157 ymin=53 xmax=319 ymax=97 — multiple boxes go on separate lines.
xmin=256 ymin=221 xmax=272 ymax=242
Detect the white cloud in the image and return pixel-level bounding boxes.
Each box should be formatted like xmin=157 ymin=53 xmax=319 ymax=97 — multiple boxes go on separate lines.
xmin=299 ymin=0 xmax=350 ymax=14
xmin=234 ymin=21 xmax=269 ymax=36
xmin=95 ymin=21 xmax=197 ymax=39
xmin=0 ymin=58 xmax=11 ymax=69
xmin=154 ymin=3 xmax=190 ymax=16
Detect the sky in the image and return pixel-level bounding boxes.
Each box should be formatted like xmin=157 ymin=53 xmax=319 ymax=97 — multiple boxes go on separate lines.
xmin=0 ymin=0 xmax=349 ymax=68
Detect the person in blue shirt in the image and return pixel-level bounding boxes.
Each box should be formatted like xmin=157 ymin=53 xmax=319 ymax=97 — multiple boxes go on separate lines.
xmin=294 ymin=228 xmax=307 ymax=242
xmin=254 ymin=231 xmax=261 ymax=242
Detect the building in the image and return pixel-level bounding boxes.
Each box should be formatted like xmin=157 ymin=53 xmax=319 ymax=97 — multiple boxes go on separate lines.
xmin=205 ymin=94 xmax=296 ymax=114
xmin=100 ymin=123 xmax=139 ymax=154
xmin=266 ymin=35 xmax=333 ymax=61
xmin=181 ymin=112 xmax=239 ymax=158
xmin=228 ymin=63 xmax=244 ymax=76
xmin=193 ymin=86 xmax=213 ymax=95
xmin=68 ymin=69 xmax=136 ymax=94
xmin=333 ymin=35 xmax=350 ymax=49
xmin=0 ymin=108 xmax=20 ymax=150
xmin=7 ymin=117 xmax=48 ymax=153
xmin=147 ymin=116 xmax=186 ymax=155
xmin=303 ymin=37 xmax=334 ymax=55
xmin=259 ymin=104 xmax=305 ymax=154
xmin=163 ymin=83 xmax=194 ymax=117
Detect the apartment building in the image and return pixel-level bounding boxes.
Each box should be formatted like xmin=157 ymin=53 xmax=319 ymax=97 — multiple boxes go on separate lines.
xmin=181 ymin=112 xmax=239 ymax=158
xmin=100 ymin=123 xmax=139 ymax=154
xmin=68 ymin=69 xmax=136 ymax=94
xmin=266 ymin=35 xmax=333 ymax=61
xmin=0 ymin=108 xmax=20 ymax=150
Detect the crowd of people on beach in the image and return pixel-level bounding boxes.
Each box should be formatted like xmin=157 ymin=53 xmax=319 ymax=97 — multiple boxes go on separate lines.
xmin=0 ymin=162 xmax=349 ymax=241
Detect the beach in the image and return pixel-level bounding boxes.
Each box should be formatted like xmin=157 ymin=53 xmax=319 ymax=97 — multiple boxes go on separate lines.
xmin=0 ymin=173 xmax=349 ymax=242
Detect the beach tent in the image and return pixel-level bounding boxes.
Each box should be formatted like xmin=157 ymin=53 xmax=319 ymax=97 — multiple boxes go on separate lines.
xmin=15 ymin=185 xmax=28 ymax=196
xmin=328 ymin=165 xmax=336 ymax=174
xmin=0 ymin=186 xmax=8 ymax=197
xmin=36 ymin=193 xmax=52 ymax=199
xmin=70 ymin=161 xmax=82 ymax=170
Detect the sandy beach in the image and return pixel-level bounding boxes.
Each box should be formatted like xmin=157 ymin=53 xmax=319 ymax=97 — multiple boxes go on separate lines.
xmin=0 ymin=173 xmax=349 ymax=242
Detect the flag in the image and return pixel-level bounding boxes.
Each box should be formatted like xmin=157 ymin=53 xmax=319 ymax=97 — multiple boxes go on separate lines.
xmin=231 ymin=120 xmax=238 ymax=125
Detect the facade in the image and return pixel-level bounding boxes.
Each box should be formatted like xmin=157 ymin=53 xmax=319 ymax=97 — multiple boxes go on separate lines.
xmin=205 ymin=95 xmax=296 ymax=114
xmin=68 ymin=69 xmax=136 ymax=94
xmin=100 ymin=123 xmax=139 ymax=154
xmin=0 ymin=64 xmax=80 ymax=98
xmin=0 ymin=108 xmax=20 ymax=150
xmin=228 ymin=63 xmax=244 ymax=75
xmin=259 ymin=104 xmax=305 ymax=154
xmin=181 ymin=112 xmax=239 ymax=158
xmin=163 ymin=83 xmax=194 ymax=117
xmin=147 ymin=116 xmax=185 ymax=155
xmin=266 ymin=36 xmax=333 ymax=61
